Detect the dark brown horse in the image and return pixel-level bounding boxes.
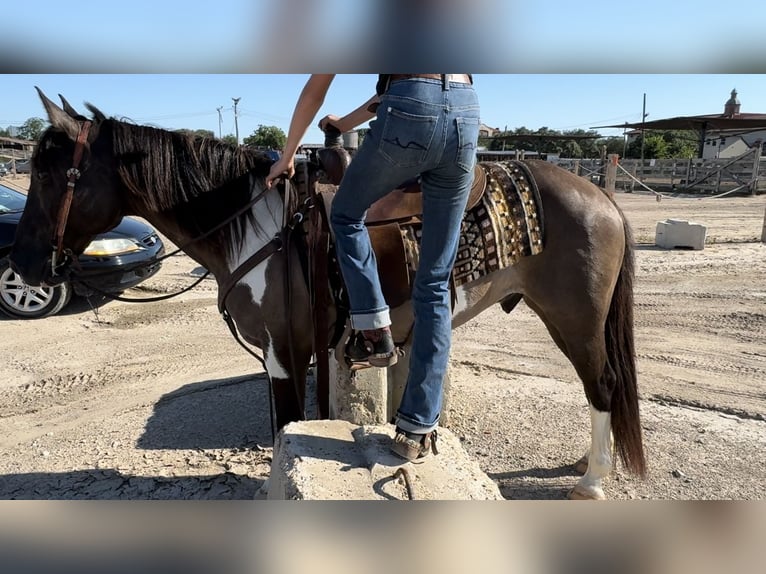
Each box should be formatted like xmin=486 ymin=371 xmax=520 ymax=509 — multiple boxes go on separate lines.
xmin=10 ymin=91 xmax=645 ymax=499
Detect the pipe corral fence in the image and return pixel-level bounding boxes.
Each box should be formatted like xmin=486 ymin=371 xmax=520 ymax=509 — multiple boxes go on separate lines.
xmin=479 ymin=143 xmax=765 ymax=196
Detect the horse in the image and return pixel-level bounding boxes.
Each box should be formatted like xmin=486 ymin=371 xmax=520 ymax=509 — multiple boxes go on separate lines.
xmin=10 ymin=90 xmax=645 ymax=500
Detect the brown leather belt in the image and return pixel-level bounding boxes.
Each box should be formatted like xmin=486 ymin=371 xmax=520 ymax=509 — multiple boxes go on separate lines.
xmin=389 ymin=74 xmax=472 ymax=85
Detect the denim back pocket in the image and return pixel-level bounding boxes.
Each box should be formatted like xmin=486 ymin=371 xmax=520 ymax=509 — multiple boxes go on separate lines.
xmin=378 ymin=106 xmax=438 ymax=168
xmin=455 ymin=116 xmax=480 ymax=172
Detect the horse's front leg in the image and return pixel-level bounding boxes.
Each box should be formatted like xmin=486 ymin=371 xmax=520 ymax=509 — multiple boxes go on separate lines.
xmin=568 ymin=405 xmax=613 ymax=500
xmin=264 ymin=330 xmax=313 ymax=430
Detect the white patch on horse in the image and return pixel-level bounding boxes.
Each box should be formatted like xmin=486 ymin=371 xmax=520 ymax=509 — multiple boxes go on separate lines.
xmin=226 ymin=175 xmax=284 ymax=306
xmin=575 ymin=405 xmax=613 ymax=499
xmin=264 ymin=326 xmax=290 ymax=380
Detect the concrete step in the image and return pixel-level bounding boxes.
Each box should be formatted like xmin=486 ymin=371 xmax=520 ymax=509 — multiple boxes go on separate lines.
xmin=267 ymin=420 xmax=503 ymax=500
xmin=655 ymin=218 xmax=707 ymax=250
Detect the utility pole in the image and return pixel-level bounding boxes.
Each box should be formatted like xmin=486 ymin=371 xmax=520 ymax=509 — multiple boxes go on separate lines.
xmin=216 ymin=106 xmax=223 ymax=139
xmin=640 ymin=93 xmax=647 ymax=164
xmin=232 ymin=97 xmax=241 ymax=145
xmin=622 ymin=122 xmax=628 ymax=159
xmin=640 ymin=93 xmax=648 ymax=181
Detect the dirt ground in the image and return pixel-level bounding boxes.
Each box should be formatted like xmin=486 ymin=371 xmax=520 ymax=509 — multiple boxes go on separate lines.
xmin=1 ymin=174 xmax=764 ymax=500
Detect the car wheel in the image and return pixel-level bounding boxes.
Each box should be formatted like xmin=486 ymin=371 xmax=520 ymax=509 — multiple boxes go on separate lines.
xmin=0 ymin=258 xmax=72 ymax=319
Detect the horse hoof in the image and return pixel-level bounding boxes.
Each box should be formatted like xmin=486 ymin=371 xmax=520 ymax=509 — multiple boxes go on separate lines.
xmin=567 ymin=484 xmax=606 ymax=500
xmin=574 ymin=455 xmax=589 ymax=475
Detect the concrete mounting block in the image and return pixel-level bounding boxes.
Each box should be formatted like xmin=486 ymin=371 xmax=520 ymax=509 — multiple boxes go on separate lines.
xmin=655 ymin=219 xmax=707 ymax=250
xmin=266 ymin=420 xmax=503 ymax=500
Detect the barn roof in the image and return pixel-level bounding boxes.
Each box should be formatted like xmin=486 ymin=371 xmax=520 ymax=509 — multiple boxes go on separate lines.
xmin=592 ymin=114 xmax=766 ymax=134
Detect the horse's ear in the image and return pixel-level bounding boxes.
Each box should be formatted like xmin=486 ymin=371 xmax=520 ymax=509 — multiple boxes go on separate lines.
xmin=35 ymin=86 xmax=80 ymax=141
xmin=84 ymin=102 xmax=107 ymax=123
xmin=58 ymin=94 xmax=80 ymax=118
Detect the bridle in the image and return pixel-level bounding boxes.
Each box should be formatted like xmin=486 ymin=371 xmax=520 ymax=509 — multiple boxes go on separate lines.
xmin=51 ymin=125 xmax=325 ymax=433
xmin=50 ymin=119 xmax=282 ymax=289
xmin=51 ymin=119 xmax=92 ymax=276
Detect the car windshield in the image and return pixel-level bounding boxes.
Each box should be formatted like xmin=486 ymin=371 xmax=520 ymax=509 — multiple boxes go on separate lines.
xmin=0 ymin=185 xmax=27 ymax=213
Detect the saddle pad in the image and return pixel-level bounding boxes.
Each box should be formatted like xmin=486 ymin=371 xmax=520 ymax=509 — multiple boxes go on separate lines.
xmin=400 ymin=161 xmax=545 ymax=287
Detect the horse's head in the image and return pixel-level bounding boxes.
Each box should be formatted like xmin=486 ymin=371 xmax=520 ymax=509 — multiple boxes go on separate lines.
xmin=10 ymin=88 xmax=122 ymax=286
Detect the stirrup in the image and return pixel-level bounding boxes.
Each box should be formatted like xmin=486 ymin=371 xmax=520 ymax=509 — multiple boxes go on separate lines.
xmin=344 ymin=329 xmax=398 ymax=368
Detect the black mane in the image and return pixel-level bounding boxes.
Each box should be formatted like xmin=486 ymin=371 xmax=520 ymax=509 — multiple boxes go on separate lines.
xmin=108 ymin=118 xmax=278 ymax=254
xmin=112 ymin=120 xmax=272 ymax=211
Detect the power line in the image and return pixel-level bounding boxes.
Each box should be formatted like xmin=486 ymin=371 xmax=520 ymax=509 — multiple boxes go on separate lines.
xmin=238 ymin=108 xmax=290 ymax=123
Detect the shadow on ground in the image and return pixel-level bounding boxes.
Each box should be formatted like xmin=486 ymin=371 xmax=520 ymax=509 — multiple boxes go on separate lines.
xmin=0 ymin=374 xmax=276 ymax=500
xmin=138 ymin=374 xmax=274 ymax=450
xmin=488 ymin=464 xmax=581 ymax=500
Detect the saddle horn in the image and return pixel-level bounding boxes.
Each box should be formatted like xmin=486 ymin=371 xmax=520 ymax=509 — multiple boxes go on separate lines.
xmin=317 ymin=124 xmax=350 ymax=185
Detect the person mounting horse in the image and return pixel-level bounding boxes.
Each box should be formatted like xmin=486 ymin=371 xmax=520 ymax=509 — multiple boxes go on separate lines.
xmin=11 ymin=86 xmax=644 ymax=499
xmin=266 ymin=74 xmax=480 ymax=462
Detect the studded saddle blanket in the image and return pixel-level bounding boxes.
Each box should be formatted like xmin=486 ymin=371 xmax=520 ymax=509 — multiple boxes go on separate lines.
xmin=397 ymin=160 xmax=545 ymax=289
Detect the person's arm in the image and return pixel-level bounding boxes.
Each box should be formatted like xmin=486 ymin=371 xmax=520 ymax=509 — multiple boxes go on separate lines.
xmin=318 ymin=94 xmax=379 ymax=133
xmin=265 ymin=74 xmax=335 ymax=187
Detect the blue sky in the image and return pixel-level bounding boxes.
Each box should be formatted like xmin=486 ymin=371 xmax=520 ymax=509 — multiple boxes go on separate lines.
xmin=2 ymin=1 xmax=764 ymax=73
xmin=3 ymin=75 xmax=766 ymax=144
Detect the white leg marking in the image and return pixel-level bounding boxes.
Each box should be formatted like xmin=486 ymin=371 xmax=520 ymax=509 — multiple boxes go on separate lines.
xmin=264 ymin=327 xmax=290 ymax=380
xmin=571 ymin=405 xmax=612 ymax=500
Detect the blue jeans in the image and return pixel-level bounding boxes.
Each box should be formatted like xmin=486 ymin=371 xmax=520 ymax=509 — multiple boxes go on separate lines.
xmin=330 ymin=77 xmax=480 ymax=433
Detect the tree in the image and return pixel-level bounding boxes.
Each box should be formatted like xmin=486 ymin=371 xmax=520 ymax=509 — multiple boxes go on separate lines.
xmin=175 ymin=128 xmax=215 ymax=139
xmin=243 ymin=125 xmax=286 ymax=150
xmin=17 ymin=117 xmax=47 ymax=141
xmin=664 ymin=130 xmax=698 ymax=158
xmin=598 ymin=136 xmax=627 ymax=157
xmin=626 ymin=130 xmax=698 ymax=159
xmin=563 ymin=129 xmax=601 ymax=158
xmin=220 ymin=134 xmax=238 ymax=147
xmin=560 ymin=140 xmax=582 ymax=158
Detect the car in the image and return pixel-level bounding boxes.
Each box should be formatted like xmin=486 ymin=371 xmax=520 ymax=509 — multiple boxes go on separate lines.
xmin=0 ymin=184 xmax=165 ymax=319
xmin=0 ymin=164 xmax=8 ymax=177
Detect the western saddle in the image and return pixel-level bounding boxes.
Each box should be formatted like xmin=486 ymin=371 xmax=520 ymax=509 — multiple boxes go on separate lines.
xmin=316 ymin=145 xmax=488 ymax=225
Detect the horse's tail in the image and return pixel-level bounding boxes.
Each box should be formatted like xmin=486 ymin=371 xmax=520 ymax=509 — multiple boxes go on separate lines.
xmin=606 ymin=210 xmax=646 ymax=477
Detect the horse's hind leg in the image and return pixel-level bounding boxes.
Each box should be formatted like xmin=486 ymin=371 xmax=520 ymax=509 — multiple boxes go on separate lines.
xmin=524 ymin=298 xmax=616 ymax=501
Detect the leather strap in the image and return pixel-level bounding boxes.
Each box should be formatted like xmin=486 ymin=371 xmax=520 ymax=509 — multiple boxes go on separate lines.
xmin=53 ymin=120 xmax=92 ymax=265
xmin=217 ymin=235 xmax=283 ymax=313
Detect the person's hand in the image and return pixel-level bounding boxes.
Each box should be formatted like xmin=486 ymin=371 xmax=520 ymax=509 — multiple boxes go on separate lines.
xmin=265 ymin=155 xmax=295 ymax=188
xmin=318 ymin=114 xmax=343 ymax=133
